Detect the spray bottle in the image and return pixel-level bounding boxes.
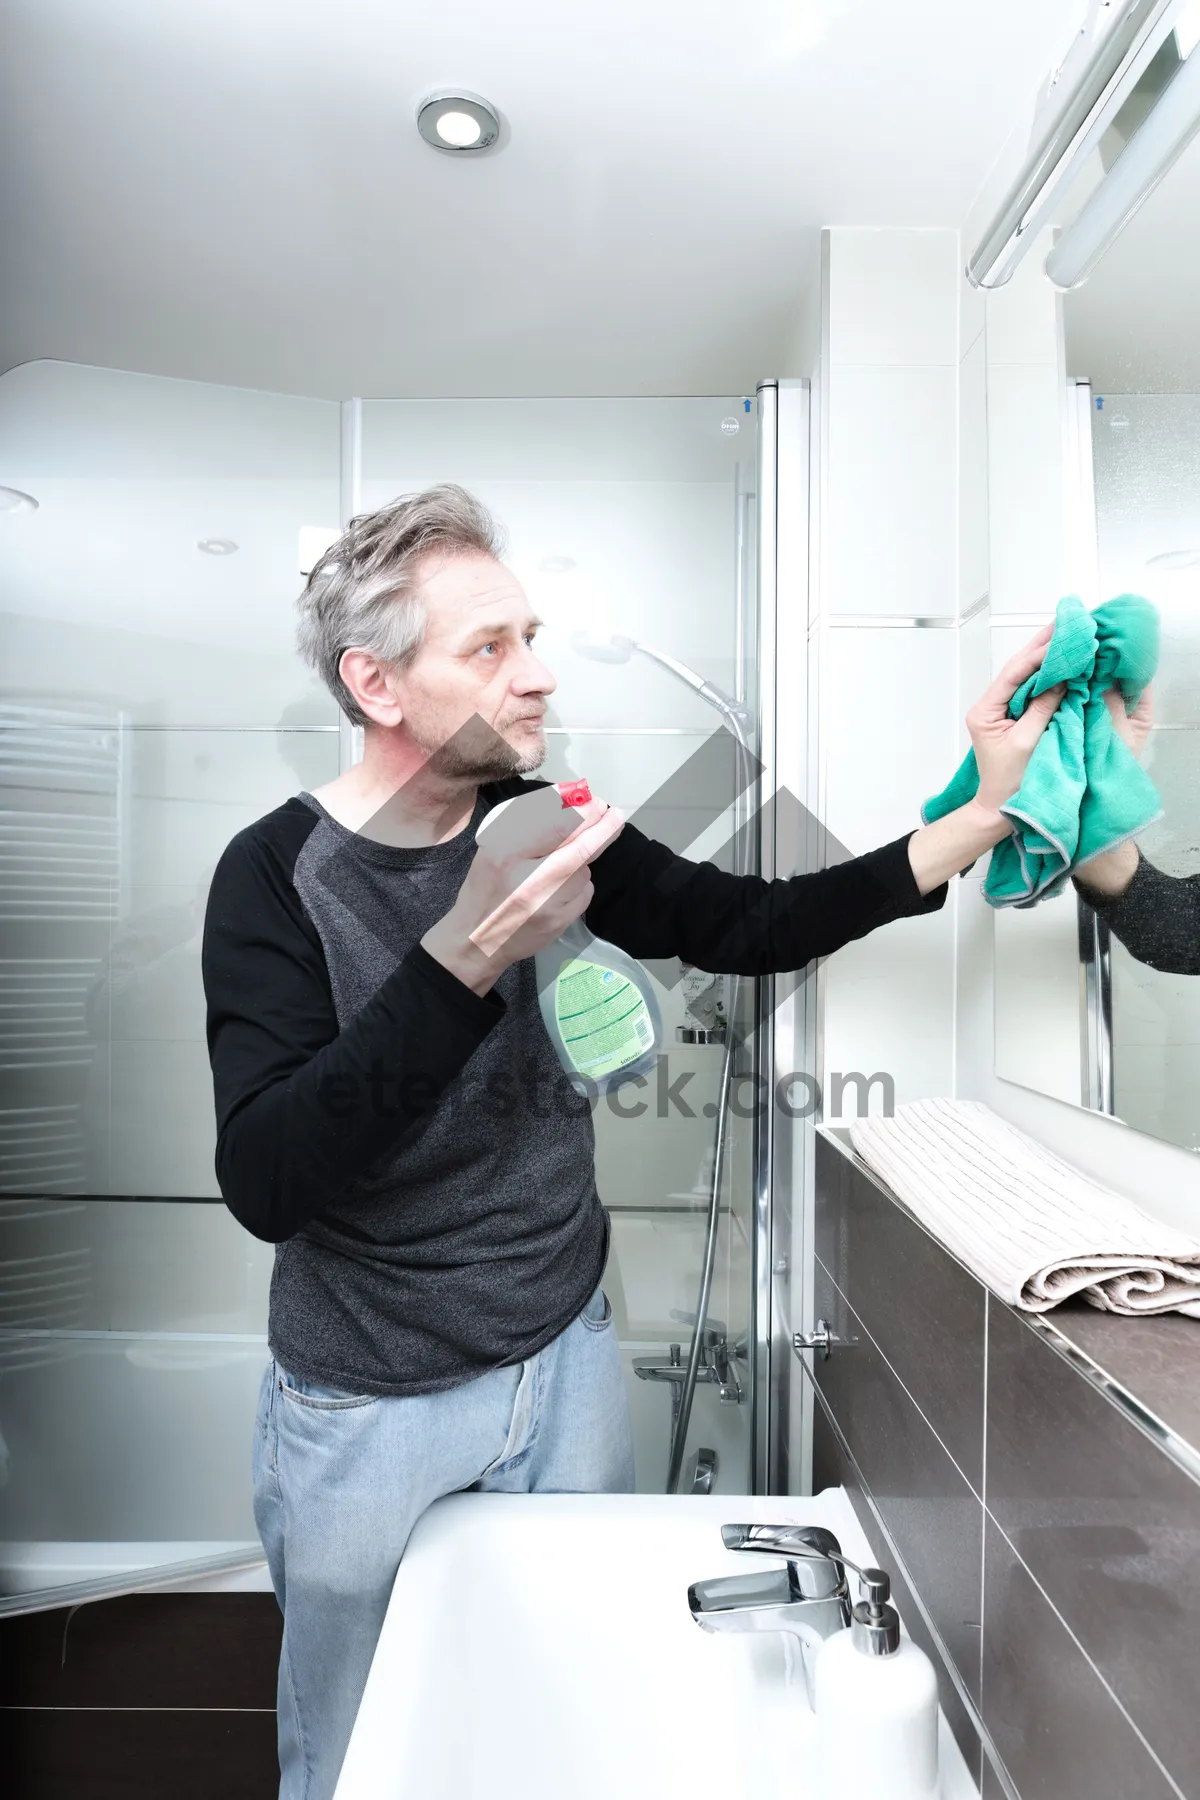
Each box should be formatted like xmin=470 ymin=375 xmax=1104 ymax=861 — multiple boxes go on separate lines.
xmin=473 ymin=780 xmax=664 ymax=1094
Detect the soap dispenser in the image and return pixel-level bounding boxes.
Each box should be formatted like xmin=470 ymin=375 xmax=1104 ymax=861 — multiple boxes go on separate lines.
xmin=813 ymin=1568 xmax=939 ymax=1799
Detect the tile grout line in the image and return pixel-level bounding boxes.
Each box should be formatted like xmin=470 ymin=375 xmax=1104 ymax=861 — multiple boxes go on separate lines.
xmin=984 ymin=1510 xmax=1187 ymax=1800
xmin=0 ymin=1704 xmax=278 ymax=1714
xmin=979 ymin=1293 xmax=993 ymax=1788
xmin=951 ymin=260 xmax=962 ymax=1109
xmin=815 ymin=1252 xmax=982 ymax=1501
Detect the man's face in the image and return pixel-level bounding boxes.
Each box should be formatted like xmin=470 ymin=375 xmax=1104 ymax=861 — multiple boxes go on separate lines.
xmin=388 ymin=552 xmax=557 ymax=780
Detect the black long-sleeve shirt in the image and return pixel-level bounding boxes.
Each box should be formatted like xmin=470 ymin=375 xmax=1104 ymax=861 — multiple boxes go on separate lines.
xmin=202 ymin=775 xmax=945 ymax=1394
xmin=1077 ymin=849 xmax=1200 ymax=976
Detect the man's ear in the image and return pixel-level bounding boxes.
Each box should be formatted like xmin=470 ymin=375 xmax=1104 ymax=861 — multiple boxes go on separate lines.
xmin=339 ymin=649 xmax=404 ymax=729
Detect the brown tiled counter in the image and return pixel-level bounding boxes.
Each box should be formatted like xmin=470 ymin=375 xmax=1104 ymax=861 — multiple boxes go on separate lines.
xmin=808 ymin=1125 xmax=1200 ymax=1800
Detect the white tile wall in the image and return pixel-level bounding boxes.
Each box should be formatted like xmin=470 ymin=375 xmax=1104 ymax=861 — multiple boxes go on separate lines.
xmin=990 ymin=620 xmax=1058 ymax=696
xmin=821 ymin=228 xmax=960 ymax=621
xmin=959 ymin=269 xmax=986 ymax=363
xmin=986 ymin=360 xmax=1067 ymax=616
xmin=822 ymin=626 xmax=958 ymax=852
xmin=818 ymin=622 xmax=958 ymax=1117
xmin=984 ymin=235 xmax=1067 ymax=618
xmin=984 ymin=231 xmax=1061 ymax=366
xmin=957 ymin=604 xmax=992 ymax=752
xmin=958 ymin=330 xmax=990 ymax=611
xmin=815 ymin=232 xmax=968 ymax=1137
xmin=826 ymin=229 xmax=960 ymax=368
xmin=822 ymin=909 xmax=955 ymax=1117
xmin=953 ymin=609 xmax=994 ymax=1098
xmin=826 ymin=366 xmax=959 ymax=617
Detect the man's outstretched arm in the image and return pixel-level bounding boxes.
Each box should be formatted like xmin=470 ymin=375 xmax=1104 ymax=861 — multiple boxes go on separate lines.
xmin=583 ymin=626 xmax=1061 ymax=973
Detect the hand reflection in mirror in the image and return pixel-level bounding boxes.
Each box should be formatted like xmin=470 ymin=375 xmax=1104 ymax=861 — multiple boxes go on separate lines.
xmin=1073 ymin=685 xmax=1200 ymax=976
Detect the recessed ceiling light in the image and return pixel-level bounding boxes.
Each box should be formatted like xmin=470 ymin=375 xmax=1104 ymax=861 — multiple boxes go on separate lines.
xmin=437 ymin=111 xmax=482 ymax=147
xmin=416 ymin=90 xmax=500 ymax=154
xmin=0 ymin=485 xmax=38 ymax=514
xmin=197 ymin=538 xmax=239 ymax=556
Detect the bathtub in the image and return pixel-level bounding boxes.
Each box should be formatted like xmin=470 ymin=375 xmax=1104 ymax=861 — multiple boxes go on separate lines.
xmin=0 ymin=1328 xmax=744 ymax=1614
xmin=0 ymin=1330 xmax=272 ymax=1613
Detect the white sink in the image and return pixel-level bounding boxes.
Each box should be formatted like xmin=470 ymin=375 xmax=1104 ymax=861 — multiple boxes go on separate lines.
xmin=334 ymin=1489 xmax=976 ymax=1800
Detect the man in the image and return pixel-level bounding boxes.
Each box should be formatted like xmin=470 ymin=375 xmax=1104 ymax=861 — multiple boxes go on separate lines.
xmin=202 ymin=483 xmax=1060 ymax=1798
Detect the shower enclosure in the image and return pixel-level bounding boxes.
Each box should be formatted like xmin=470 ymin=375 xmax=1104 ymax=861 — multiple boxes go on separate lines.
xmin=0 ymin=364 xmax=810 ymax=1614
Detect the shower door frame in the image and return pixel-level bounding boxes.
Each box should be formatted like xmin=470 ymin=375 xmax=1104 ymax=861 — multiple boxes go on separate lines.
xmin=752 ymin=378 xmax=814 ymax=1494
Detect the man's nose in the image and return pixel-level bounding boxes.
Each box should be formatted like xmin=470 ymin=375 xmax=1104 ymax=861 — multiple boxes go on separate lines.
xmin=513 ymin=644 xmax=556 ymax=696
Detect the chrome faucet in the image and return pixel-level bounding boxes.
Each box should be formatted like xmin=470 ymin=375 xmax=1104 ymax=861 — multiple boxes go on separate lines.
xmin=689 ymin=1523 xmax=878 ymax=1705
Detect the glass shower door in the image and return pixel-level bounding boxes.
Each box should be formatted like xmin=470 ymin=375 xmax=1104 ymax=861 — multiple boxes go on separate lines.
xmin=0 ymin=361 xmax=342 ymax=1614
xmin=0 ymin=373 xmax=786 ymax=1626
xmin=359 ymin=395 xmax=764 ymax=1491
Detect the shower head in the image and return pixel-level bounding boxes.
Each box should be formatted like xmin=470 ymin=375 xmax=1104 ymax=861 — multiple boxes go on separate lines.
xmin=569 ymin=626 xmax=753 ymax=743
xmin=570 ymin=630 xmax=636 ymax=664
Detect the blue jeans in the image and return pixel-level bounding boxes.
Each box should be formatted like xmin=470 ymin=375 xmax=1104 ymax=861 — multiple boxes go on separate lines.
xmin=252 ymin=1285 xmax=634 ymax=1800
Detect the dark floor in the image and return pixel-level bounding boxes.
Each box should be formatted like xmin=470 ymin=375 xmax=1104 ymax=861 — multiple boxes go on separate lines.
xmin=0 ymin=1593 xmax=282 ymax=1799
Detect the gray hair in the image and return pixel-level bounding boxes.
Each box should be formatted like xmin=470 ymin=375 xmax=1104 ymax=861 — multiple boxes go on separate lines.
xmin=296 ymin=483 xmax=505 ymax=726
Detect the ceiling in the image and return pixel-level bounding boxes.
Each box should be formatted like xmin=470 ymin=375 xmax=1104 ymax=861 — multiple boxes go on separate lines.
xmin=1 ymin=0 xmax=1086 ymax=399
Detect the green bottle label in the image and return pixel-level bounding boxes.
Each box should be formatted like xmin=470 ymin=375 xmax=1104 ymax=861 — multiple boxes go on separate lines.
xmin=555 ymin=958 xmax=656 ymax=1078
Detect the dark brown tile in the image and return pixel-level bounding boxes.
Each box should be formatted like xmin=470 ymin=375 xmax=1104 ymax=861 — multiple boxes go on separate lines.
xmin=982 ymin=1518 xmax=1177 ymax=1800
xmin=0 ymin=1594 xmax=281 ymax=1710
xmin=987 ymin=1297 xmax=1200 ymax=1794
xmin=812 ymin=1256 xmax=984 ymax=1704
xmin=4 ymin=1706 xmax=279 ymax=1800
xmin=815 ymin=1130 xmax=986 ymax=1490
xmin=811 ymin=1380 xmax=847 ymax=1495
xmin=811 ymin=1394 xmax=983 ymax=1786
xmin=1047 ymin=1301 xmax=1200 ymax=1459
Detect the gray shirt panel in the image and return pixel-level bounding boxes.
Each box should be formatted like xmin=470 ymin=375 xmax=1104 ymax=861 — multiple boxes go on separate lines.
xmin=266 ymin=792 xmax=608 ymax=1396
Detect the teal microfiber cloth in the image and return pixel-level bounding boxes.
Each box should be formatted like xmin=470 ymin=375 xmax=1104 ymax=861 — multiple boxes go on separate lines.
xmin=923 ymin=594 xmax=1162 ymax=907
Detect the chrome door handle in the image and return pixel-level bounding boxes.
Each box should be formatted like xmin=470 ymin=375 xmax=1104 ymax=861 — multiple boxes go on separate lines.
xmin=792 ymin=1319 xmax=837 ymax=1361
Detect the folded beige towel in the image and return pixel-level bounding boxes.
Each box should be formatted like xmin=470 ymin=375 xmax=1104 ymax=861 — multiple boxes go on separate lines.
xmin=849 ymin=1099 xmax=1200 ymax=1317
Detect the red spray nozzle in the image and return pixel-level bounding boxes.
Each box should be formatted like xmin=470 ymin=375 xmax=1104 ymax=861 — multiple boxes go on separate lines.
xmin=557 ymin=779 xmax=592 ymax=809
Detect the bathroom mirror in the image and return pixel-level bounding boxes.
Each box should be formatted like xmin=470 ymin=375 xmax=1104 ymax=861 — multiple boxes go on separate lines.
xmin=992 ymin=106 xmax=1200 ymax=1154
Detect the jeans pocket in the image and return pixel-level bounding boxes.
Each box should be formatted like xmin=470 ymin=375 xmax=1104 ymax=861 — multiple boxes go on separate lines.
xmin=254 ymin=1358 xmax=275 ymax=1439
xmin=275 ymin=1364 xmax=380 ymax=1411
xmin=579 ymin=1286 xmax=614 ymax=1332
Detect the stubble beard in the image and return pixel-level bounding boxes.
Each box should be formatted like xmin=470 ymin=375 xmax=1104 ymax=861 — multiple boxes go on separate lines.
xmin=416 ymin=710 xmax=548 ymax=781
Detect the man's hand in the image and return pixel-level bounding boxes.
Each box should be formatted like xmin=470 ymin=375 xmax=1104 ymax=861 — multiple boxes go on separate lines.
xmin=1069 ymin=684 xmax=1154 ymax=901
xmin=1104 ymin=683 xmax=1154 ymax=760
xmin=908 ymin=625 xmax=1064 ymax=895
xmin=967 ymin=623 xmax=1066 ymax=812
xmin=422 ymin=796 xmax=625 ymax=995
xmin=1069 ymin=685 xmax=1154 ymax=901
